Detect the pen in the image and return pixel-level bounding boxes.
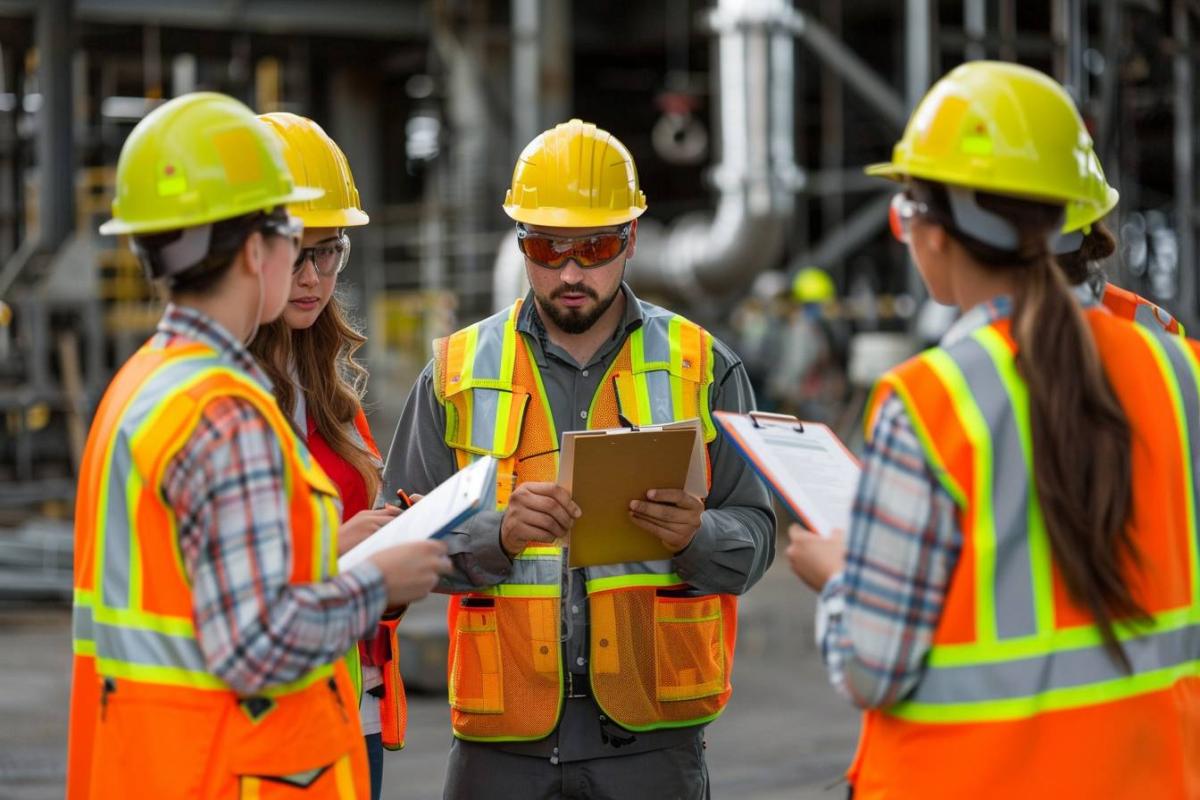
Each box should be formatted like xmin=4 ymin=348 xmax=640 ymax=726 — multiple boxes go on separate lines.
xmin=395 ymin=488 xmax=413 ymax=510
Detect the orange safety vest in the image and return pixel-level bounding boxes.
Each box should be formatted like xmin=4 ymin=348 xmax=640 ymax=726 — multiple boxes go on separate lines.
xmin=1102 ymin=282 xmax=1184 ymax=335
xmin=66 ymin=338 xmax=369 ymax=800
xmin=433 ymin=298 xmax=737 ymax=741
xmin=853 ymin=309 xmax=1200 ymax=798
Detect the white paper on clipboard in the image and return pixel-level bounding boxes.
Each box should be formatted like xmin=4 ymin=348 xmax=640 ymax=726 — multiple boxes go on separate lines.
xmin=714 ymin=411 xmax=860 ymax=537
xmin=337 ymin=456 xmax=498 ymax=572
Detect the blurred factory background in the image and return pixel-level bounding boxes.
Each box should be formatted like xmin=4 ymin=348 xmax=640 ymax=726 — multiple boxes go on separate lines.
xmin=1 ymin=0 xmax=1198 ymax=796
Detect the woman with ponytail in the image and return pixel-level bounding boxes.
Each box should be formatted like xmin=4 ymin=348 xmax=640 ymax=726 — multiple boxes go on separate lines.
xmin=253 ymin=113 xmax=408 ymax=800
xmin=788 ymin=62 xmax=1199 ymax=798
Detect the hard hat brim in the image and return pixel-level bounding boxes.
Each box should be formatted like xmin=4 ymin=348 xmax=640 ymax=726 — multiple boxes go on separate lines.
xmin=502 ymin=204 xmax=646 ymax=228
xmin=292 ymin=207 xmax=370 ymax=228
xmin=99 ymin=185 xmax=324 ymax=236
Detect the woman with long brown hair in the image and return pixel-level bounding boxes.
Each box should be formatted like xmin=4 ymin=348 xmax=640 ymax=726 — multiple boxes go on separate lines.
xmin=788 ymin=62 xmax=1199 ymax=798
xmin=253 ymin=112 xmax=403 ymax=800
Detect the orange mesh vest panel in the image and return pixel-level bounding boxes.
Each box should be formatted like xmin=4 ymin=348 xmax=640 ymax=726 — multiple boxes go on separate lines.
xmin=67 ymin=339 xmax=369 ymax=800
xmin=432 ymin=299 xmax=737 ymax=741
xmin=850 ymin=310 xmax=1200 ymax=799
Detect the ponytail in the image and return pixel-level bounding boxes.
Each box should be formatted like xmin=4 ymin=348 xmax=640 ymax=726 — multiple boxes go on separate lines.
xmin=925 ymin=182 xmax=1145 ymax=671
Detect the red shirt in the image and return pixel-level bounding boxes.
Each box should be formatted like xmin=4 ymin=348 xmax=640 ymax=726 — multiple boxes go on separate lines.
xmin=306 ymin=408 xmax=380 ymax=522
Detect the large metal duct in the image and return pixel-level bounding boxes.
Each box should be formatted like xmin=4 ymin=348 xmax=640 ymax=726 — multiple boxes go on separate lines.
xmin=492 ymin=0 xmax=803 ymax=311
xmin=633 ymin=0 xmax=802 ymax=300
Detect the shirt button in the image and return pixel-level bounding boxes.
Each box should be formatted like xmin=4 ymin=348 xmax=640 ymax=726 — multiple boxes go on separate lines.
xmin=571 ymin=605 xmax=580 ymax=614
xmin=576 ymin=656 xmax=586 ymax=667
xmin=582 ymin=369 xmax=589 ymax=377
xmin=579 ymin=410 xmax=587 ymax=419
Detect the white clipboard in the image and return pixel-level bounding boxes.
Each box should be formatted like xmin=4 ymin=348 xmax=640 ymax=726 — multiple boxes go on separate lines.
xmin=714 ymin=411 xmax=860 ymax=537
xmin=337 ymin=456 xmax=498 ymax=571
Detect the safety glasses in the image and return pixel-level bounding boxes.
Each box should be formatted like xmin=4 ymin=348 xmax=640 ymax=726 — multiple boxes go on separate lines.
xmin=516 ymin=223 xmax=631 ymax=269
xmin=293 ymin=234 xmax=351 ymax=277
xmin=889 ymin=192 xmax=929 ymax=245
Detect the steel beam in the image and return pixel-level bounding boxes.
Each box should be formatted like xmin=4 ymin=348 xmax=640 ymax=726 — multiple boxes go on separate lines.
xmin=1174 ymin=0 xmax=1197 ymax=324
xmin=35 ymin=0 xmax=73 ymax=256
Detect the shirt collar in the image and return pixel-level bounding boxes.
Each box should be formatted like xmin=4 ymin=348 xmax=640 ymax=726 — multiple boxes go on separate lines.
xmin=939 ymin=281 xmax=1102 ymax=348
xmin=939 ymin=296 xmax=1013 ymax=347
xmin=516 ymin=282 xmax=645 ymax=367
xmin=156 ymin=302 xmax=272 ymax=389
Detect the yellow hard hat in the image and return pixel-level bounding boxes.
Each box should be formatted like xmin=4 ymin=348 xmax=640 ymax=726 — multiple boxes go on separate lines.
xmin=258 ymin=112 xmax=369 ymax=228
xmin=792 ymin=267 xmax=835 ymax=304
xmin=866 ymin=61 xmax=1116 ymax=234
xmin=503 ymin=119 xmax=647 ymax=227
xmin=100 ymin=92 xmax=320 ymax=236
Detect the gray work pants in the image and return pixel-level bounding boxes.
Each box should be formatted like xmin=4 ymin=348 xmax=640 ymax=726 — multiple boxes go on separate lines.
xmin=442 ymin=737 xmax=711 ymax=800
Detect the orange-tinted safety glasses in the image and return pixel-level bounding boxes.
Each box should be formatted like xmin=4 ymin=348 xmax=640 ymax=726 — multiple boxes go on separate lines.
xmin=516 ymin=223 xmax=631 ymax=269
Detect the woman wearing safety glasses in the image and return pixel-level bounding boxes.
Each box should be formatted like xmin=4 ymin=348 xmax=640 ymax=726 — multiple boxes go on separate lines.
xmin=66 ymin=94 xmax=451 ymax=800
xmin=788 ymin=62 xmax=1200 ymax=798
xmin=252 ymin=112 xmax=413 ymax=800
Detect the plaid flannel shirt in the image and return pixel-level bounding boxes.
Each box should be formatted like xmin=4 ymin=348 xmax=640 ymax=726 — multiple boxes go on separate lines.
xmin=817 ymin=298 xmax=1014 ymax=708
xmin=155 ymin=304 xmax=386 ymax=696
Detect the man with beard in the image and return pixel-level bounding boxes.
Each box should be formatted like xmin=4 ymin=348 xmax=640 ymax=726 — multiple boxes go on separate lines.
xmin=383 ymin=119 xmax=775 ymax=800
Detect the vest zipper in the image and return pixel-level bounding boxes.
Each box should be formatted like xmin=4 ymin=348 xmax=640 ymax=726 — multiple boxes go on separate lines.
xmin=328 ymin=677 xmax=349 ymax=722
xmin=99 ymin=677 xmax=116 ymax=721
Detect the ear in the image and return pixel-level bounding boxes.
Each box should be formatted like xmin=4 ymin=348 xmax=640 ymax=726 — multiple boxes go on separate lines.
xmin=240 ymin=230 xmax=265 ymax=277
xmin=626 ymin=218 xmax=638 ymax=261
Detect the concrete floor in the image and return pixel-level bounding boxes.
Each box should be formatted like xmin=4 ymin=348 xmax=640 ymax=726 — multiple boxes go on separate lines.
xmin=0 ymin=540 xmax=860 ymax=800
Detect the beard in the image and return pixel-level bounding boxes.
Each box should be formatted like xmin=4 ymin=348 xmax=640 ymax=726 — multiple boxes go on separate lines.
xmin=534 ymin=281 xmax=622 ymax=334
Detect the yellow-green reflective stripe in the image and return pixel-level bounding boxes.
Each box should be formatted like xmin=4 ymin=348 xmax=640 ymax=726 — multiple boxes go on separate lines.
xmin=479 ymin=584 xmax=560 ymax=597
xmin=634 ymin=372 xmax=654 ymax=423
xmin=883 ymin=372 xmax=968 ymax=507
xmin=499 ymin=308 xmax=518 ymax=387
xmin=516 ymin=546 xmax=561 ymax=558
xmin=973 ymin=327 xmax=1054 ymax=637
xmin=91 ymin=606 xmax=195 ymax=637
xmin=928 ymin=605 xmax=1191 ymax=667
xmin=95 ymin=659 xmax=334 ymax=695
xmin=459 ymin=325 xmax=479 ymax=386
xmin=628 ymin=327 xmax=646 ymax=373
xmin=890 ymin=658 xmax=1200 ymax=724
xmin=668 ymin=317 xmax=686 ymax=425
xmin=1160 ymin=333 xmax=1200 ymax=608
xmin=924 ymin=348 xmax=997 ymax=643
xmin=584 ymin=572 xmax=684 ymax=593
xmin=96 ymin=657 xmax=225 ymax=689
xmin=125 ymin=468 xmax=144 ymax=610
xmin=75 ymin=639 xmax=96 ymax=656
xmin=493 ymin=390 xmax=514 ymax=455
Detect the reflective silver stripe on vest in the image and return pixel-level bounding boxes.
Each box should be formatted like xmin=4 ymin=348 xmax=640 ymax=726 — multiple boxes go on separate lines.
xmin=509 ymin=551 xmax=562 ymax=586
xmin=1150 ymin=331 xmax=1200 ymax=568
xmin=910 ymin=620 xmax=1200 ymax=706
xmin=1134 ymin=301 xmax=1171 ymax=332
xmin=638 ymin=307 xmax=675 ymax=366
xmin=945 ymin=334 xmax=1039 ymax=639
xmin=99 ymin=353 xmax=227 ymax=611
xmin=466 ymin=307 xmax=513 ymax=385
xmin=471 ymin=388 xmax=502 ymax=452
xmin=585 ymin=560 xmax=677 ymax=582
xmin=73 ymin=600 xmax=95 ymax=643
xmin=93 ymin=618 xmax=211 ymax=676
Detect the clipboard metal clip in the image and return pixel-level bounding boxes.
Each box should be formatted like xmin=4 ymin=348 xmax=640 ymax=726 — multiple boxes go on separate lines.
xmin=749 ymin=411 xmax=805 ymax=433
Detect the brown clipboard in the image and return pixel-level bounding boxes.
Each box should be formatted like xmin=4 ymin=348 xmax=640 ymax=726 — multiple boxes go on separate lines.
xmin=558 ymin=419 xmax=706 ymax=568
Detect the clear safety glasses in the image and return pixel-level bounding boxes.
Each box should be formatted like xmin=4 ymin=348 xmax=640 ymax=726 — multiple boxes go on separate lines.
xmin=293 ymin=234 xmax=351 ymax=277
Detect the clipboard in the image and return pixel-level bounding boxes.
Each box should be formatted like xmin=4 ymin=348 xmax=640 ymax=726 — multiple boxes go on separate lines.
xmin=338 ymin=456 xmax=498 ymax=572
xmin=558 ymin=418 xmax=707 ymax=568
xmin=714 ymin=411 xmax=860 ymax=537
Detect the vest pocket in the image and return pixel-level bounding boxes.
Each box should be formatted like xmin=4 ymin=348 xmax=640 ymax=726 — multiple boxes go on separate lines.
xmin=237 ymin=753 xmax=356 ymax=799
xmin=450 ymin=604 xmax=504 ymax=714
xmin=653 ymin=593 xmax=726 ymax=702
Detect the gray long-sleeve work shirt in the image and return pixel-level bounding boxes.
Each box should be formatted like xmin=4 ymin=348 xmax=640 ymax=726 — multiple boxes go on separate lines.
xmin=383 ymin=284 xmax=775 ymax=762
